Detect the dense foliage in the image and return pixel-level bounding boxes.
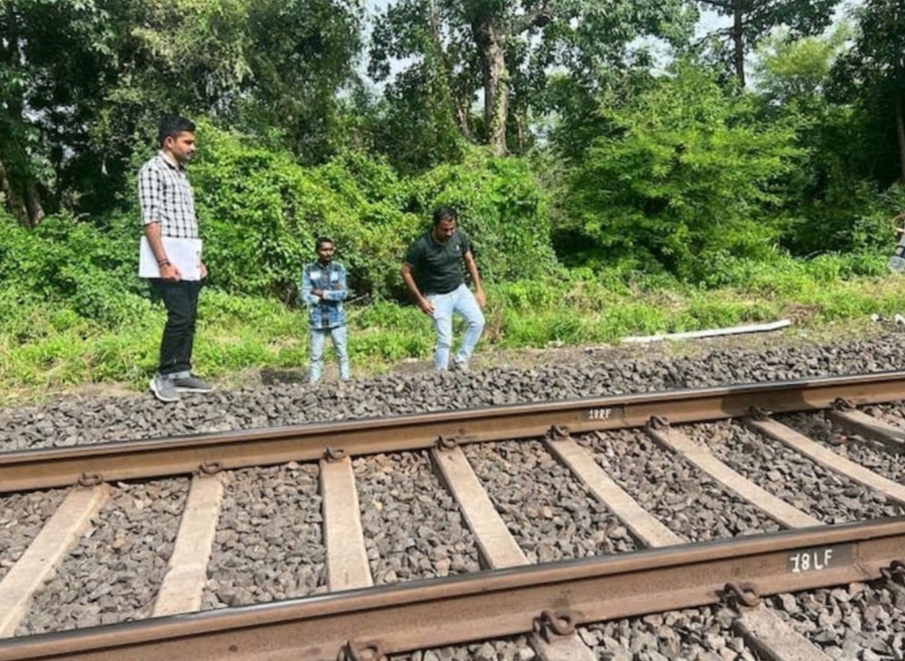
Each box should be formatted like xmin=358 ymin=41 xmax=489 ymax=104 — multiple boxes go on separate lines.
xmin=560 ymin=64 xmax=801 ymax=280
xmin=0 ymin=122 xmax=555 ymax=307
xmin=192 ymin=124 xmax=554 ymax=301
xmin=1 ymin=0 xmax=362 ymax=224
xmin=3 ymin=0 xmax=905 ymax=394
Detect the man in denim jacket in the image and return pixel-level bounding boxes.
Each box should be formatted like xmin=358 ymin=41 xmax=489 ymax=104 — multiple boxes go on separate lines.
xmin=301 ymin=237 xmax=350 ymax=383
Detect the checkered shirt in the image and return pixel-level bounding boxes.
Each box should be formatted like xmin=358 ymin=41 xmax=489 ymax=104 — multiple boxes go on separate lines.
xmin=138 ymin=152 xmax=198 ymax=238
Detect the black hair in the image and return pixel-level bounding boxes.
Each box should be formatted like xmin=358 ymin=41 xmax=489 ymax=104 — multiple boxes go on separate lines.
xmin=432 ymin=206 xmax=458 ymax=226
xmin=315 ymin=237 xmax=334 ymax=251
xmin=157 ymin=115 xmax=196 ymax=147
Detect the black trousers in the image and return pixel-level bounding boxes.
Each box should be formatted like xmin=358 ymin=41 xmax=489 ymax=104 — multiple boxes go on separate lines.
xmin=150 ymin=279 xmax=203 ymax=376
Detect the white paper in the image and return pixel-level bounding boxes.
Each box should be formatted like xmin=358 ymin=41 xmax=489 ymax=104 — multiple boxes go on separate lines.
xmin=139 ymin=236 xmax=203 ymax=280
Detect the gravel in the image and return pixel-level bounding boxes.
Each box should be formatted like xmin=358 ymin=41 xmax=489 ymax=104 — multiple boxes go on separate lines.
xmin=387 ymin=582 xmax=905 ymax=660
xmin=766 ymin=581 xmax=905 ymax=660
xmin=203 ymin=463 xmax=326 ymax=608
xmin=354 ymin=451 xmax=481 ymax=583
xmin=16 ymin=479 xmax=187 ymax=634
xmin=694 ymin=420 xmax=904 ymax=523
xmin=779 ymin=411 xmax=905 ymax=485
xmin=580 ymin=606 xmax=758 ymax=661
xmin=464 ymin=439 xmax=637 ymax=561
xmin=0 ymin=489 xmax=67 ymax=583
xmin=389 ymin=635 xmax=536 ymax=661
xmin=5 ymin=331 xmax=905 ymax=656
xmin=2 ymin=333 xmax=905 ymax=452
xmin=864 ymin=402 xmax=905 ymax=430
xmin=577 ymin=429 xmax=780 ymax=541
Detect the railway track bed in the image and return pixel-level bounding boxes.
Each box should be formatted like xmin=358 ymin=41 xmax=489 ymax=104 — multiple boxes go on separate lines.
xmin=1 ymin=373 xmax=905 ymax=660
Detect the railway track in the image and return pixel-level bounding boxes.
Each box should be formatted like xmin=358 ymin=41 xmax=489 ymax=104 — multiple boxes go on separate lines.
xmin=1 ymin=372 xmax=904 ymax=660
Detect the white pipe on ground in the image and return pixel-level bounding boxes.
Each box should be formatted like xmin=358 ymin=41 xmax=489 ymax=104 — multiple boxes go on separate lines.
xmin=621 ymin=319 xmax=793 ymax=344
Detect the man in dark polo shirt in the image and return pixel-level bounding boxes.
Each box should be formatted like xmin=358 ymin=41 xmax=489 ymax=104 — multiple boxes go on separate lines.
xmin=401 ymin=206 xmax=486 ymax=371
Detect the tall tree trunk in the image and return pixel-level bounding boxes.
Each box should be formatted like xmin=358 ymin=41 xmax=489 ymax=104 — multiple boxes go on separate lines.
xmin=429 ymin=2 xmax=472 ymax=143
xmin=0 ymin=14 xmax=29 ymax=225
xmin=475 ymin=19 xmax=508 ymax=156
xmin=896 ymin=91 xmax=905 ymax=183
xmin=456 ymin=103 xmax=474 ymax=142
xmin=1 ymin=141 xmax=47 ymax=228
xmin=732 ymin=0 xmax=745 ymax=86
xmin=2 ymin=28 xmax=47 ymax=229
xmin=515 ymin=108 xmax=527 ymax=153
xmin=24 ymin=182 xmax=45 ymax=227
xmin=0 ymin=159 xmax=31 ymax=227
xmin=468 ymin=2 xmax=551 ymax=155
xmin=0 ymin=147 xmax=46 ymax=228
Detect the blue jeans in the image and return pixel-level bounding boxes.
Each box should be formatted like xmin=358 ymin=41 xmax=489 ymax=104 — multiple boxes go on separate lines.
xmin=309 ymin=324 xmax=350 ymax=383
xmin=428 ymin=284 xmax=485 ymax=370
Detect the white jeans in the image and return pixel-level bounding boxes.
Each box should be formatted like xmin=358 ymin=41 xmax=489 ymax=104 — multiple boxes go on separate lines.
xmin=309 ymin=325 xmax=350 ymax=383
xmin=428 ymin=284 xmax=485 ymax=370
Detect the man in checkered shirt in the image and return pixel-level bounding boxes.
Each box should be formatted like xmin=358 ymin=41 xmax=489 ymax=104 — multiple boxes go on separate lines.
xmin=139 ymin=115 xmax=214 ymax=402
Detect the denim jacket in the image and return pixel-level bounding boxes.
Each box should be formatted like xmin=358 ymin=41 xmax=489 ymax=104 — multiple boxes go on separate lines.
xmin=301 ymin=261 xmax=348 ymax=329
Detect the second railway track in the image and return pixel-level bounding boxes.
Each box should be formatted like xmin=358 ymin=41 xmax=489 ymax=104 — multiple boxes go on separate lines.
xmin=1 ymin=372 xmax=905 ymax=660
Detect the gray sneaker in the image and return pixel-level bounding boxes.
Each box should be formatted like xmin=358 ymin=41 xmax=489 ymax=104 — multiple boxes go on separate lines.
xmin=452 ymin=360 xmax=470 ymax=373
xmin=172 ymin=374 xmax=214 ymax=393
xmin=149 ymin=375 xmax=180 ymax=403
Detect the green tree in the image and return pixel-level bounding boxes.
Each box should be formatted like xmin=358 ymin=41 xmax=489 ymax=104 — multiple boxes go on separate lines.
xmin=86 ymin=0 xmax=257 ymax=216
xmin=369 ymin=0 xmax=692 ymax=159
xmin=404 ymin=147 xmax=558 ymax=283
xmin=695 ymin=0 xmax=839 ymax=86
xmin=237 ymin=0 xmax=363 ymax=163
xmin=752 ymin=24 xmax=850 ymax=108
xmin=831 ymin=0 xmax=905 ymax=182
xmin=562 ymin=63 xmax=801 ymax=280
xmin=370 ymin=65 xmax=467 ymax=175
xmin=95 ymin=0 xmax=363 ymax=185
xmin=365 ymin=4 xmax=468 ymax=175
xmin=1 ymin=0 xmax=364 ymax=224
xmin=748 ymin=25 xmax=884 ymax=255
xmin=0 ymin=0 xmax=114 ymax=226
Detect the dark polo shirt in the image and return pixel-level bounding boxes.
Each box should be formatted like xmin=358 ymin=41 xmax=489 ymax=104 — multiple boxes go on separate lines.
xmin=404 ymin=229 xmax=472 ymax=296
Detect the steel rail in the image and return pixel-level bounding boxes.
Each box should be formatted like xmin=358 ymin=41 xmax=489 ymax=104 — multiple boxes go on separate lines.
xmin=3 ymin=371 xmax=905 ymax=494
xmin=1 ymin=518 xmax=903 ymax=661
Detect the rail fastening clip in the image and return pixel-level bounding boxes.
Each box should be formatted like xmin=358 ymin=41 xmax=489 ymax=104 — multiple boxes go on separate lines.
xmin=720 ymin=582 xmax=761 ymax=609
xmin=324 ymin=446 xmax=347 ymax=462
xmin=340 ymin=639 xmax=385 ymax=661
xmin=534 ymin=609 xmax=577 ymax=642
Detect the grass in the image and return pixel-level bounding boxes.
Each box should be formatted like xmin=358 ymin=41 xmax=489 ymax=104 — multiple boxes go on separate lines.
xmin=2 ymin=257 xmax=904 ymax=405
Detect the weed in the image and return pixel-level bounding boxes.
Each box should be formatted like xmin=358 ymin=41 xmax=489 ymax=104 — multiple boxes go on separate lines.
xmin=1 ymin=253 xmax=902 ymax=404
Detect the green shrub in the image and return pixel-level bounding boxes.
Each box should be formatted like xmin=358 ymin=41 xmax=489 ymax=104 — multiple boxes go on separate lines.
xmin=0 ymin=210 xmax=148 ymax=327
xmin=561 ymin=62 xmax=802 ymax=280
xmin=403 ymin=147 xmax=560 ymax=284
xmin=161 ymin=125 xmax=558 ymax=303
